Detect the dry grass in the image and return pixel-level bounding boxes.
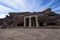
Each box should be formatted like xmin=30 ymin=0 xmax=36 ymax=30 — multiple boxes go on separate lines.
xmin=0 ymin=28 xmax=60 ymax=40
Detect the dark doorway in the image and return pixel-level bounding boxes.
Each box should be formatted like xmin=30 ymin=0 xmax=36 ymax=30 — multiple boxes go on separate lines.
xmin=17 ymin=22 xmax=24 ymax=26
xmin=26 ymin=18 xmax=29 ymax=26
xmin=31 ymin=17 xmax=36 ymax=27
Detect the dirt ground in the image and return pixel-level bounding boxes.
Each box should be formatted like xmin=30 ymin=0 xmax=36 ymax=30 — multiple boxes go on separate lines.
xmin=0 ymin=28 xmax=60 ymax=40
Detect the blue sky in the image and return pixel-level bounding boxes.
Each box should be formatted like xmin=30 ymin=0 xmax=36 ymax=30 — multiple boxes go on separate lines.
xmin=0 ymin=0 xmax=60 ymax=18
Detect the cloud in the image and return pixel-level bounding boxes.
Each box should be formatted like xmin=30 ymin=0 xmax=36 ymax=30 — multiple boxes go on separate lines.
xmin=0 ymin=5 xmax=14 ymax=12
xmin=0 ymin=0 xmax=60 ymax=18
xmin=0 ymin=0 xmax=22 ymax=11
xmin=0 ymin=5 xmax=14 ymax=18
xmin=53 ymin=7 xmax=60 ymax=11
xmin=38 ymin=0 xmax=55 ymax=11
xmin=0 ymin=13 xmax=6 ymax=18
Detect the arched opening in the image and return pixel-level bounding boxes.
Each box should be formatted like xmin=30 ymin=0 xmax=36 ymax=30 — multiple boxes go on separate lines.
xmin=31 ymin=17 xmax=36 ymax=27
xmin=26 ymin=18 xmax=29 ymax=27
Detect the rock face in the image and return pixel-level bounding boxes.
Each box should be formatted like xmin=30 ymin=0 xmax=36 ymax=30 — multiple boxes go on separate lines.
xmin=0 ymin=8 xmax=60 ymax=28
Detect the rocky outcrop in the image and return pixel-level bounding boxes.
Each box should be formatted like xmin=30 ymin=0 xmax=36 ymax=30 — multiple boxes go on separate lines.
xmin=0 ymin=8 xmax=60 ymax=28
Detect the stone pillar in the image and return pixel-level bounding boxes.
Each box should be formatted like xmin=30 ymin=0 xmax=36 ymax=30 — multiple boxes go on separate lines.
xmin=29 ymin=17 xmax=31 ymax=27
xmin=36 ymin=16 xmax=39 ymax=27
xmin=24 ymin=17 xmax=26 ymax=27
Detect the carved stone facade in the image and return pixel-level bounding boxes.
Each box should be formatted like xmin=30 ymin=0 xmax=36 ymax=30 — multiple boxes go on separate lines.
xmin=0 ymin=8 xmax=60 ymax=28
xmin=24 ymin=15 xmax=39 ymax=27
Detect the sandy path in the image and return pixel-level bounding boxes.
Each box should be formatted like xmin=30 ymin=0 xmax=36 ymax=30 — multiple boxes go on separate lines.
xmin=0 ymin=29 xmax=60 ymax=40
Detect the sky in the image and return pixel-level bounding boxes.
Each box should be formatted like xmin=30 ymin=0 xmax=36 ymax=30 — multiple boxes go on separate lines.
xmin=0 ymin=0 xmax=60 ymax=18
